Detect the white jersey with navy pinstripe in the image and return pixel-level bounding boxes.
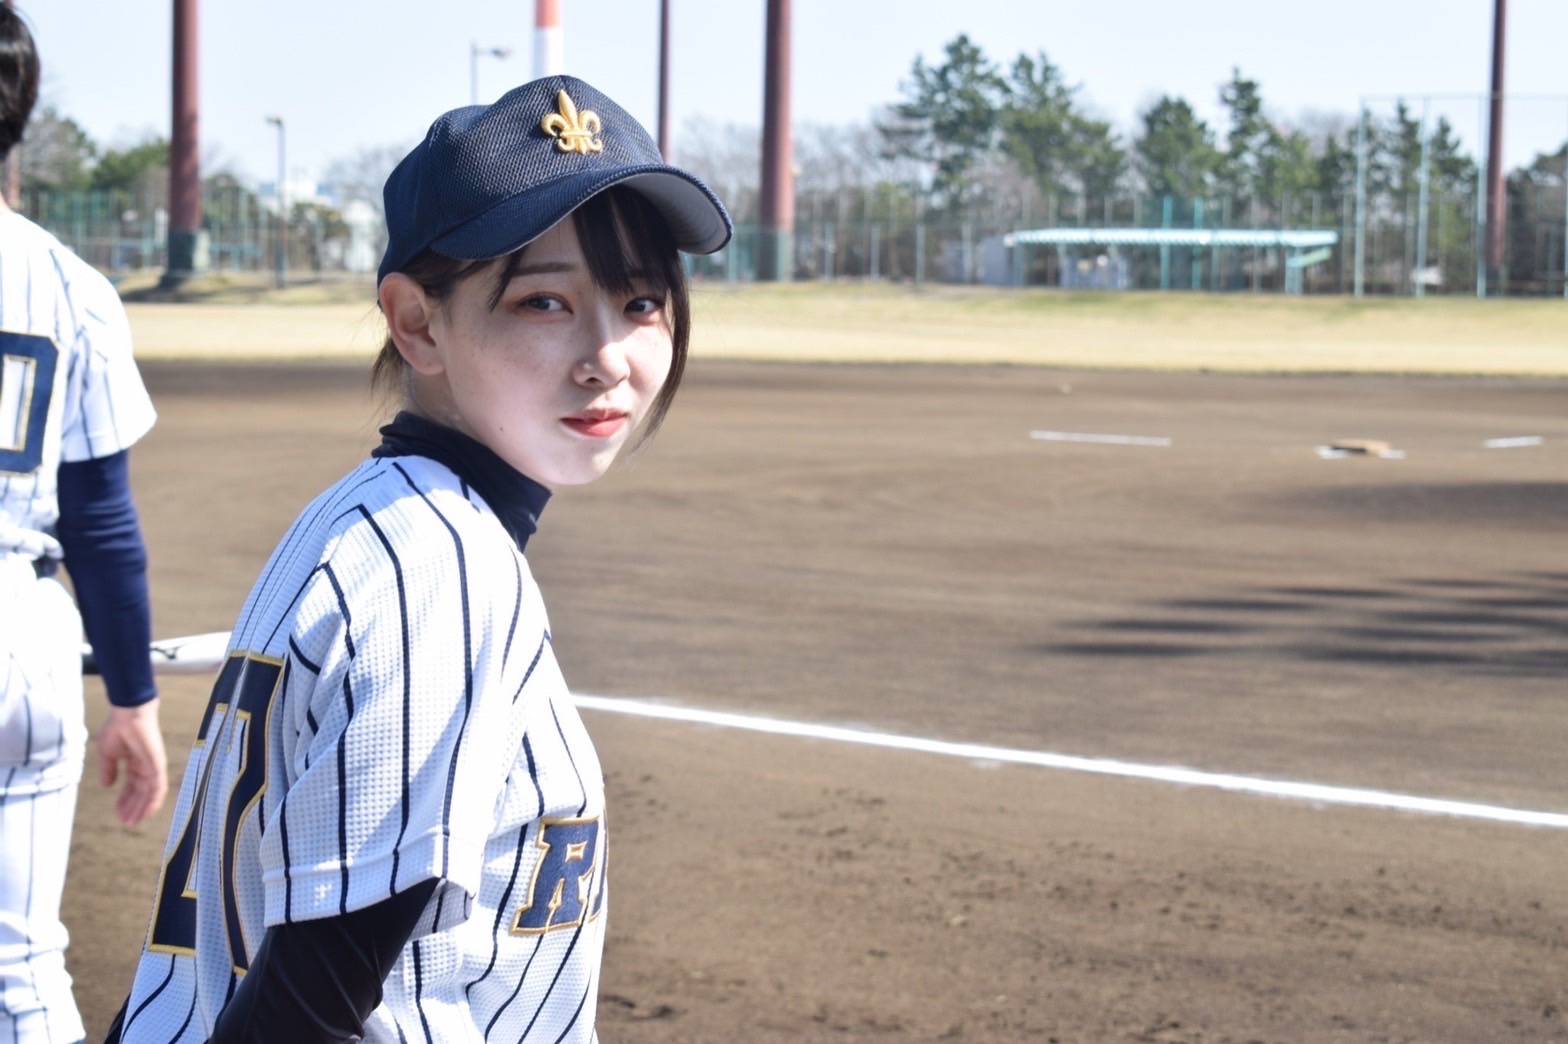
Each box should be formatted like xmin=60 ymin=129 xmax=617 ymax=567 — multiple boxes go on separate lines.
xmin=118 ymin=453 xmax=607 ymax=1043
xmin=0 ymin=207 xmax=156 ymax=1044
xmin=0 ymin=209 xmax=155 ymax=553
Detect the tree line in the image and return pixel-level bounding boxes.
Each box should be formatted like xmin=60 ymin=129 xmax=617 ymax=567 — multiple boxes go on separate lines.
xmin=874 ymin=33 xmax=1486 ymax=217
xmin=17 ymin=105 xmax=350 ymax=272
xmin=674 ymin=34 xmax=1565 ymax=291
xmin=16 ymin=35 xmax=1568 ymax=291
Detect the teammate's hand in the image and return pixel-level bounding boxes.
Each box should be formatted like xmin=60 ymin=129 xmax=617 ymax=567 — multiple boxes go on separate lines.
xmin=98 ymin=699 xmax=169 ymax=827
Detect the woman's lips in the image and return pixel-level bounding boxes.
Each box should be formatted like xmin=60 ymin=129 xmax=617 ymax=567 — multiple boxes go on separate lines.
xmin=562 ymin=411 xmax=628 ymax=438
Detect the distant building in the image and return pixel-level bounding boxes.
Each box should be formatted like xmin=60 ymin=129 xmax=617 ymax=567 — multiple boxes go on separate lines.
xmin=342 ymin=199 xmax=380 ymax=274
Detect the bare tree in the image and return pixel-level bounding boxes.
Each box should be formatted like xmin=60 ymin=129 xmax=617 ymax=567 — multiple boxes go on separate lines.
xmin=673 ymin=116 xmax=761 ymax=225
xmin=18 ymin=106 xmax=94 ymax=190
xmin=322 ymin=143 xmax=411 ymax=221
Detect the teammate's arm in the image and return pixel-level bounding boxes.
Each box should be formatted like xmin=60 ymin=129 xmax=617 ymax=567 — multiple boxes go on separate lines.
xmin=206 ymin=879 xmax=437 ymax=1043
xmin=55 ymin=449 xmax=167 ymax=826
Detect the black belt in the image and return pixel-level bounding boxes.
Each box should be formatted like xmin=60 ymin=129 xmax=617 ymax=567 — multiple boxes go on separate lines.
xmin=33 ymin=557 xmax=58 ymax=578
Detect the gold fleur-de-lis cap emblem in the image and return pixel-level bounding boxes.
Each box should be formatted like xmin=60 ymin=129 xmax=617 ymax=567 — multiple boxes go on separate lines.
xmin=540 ymin=90 xmax=604 ymax=155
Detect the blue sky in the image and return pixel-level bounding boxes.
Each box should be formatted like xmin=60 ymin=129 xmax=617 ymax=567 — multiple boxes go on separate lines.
xmin=21 ymin=0 xmax=1568 ymax=188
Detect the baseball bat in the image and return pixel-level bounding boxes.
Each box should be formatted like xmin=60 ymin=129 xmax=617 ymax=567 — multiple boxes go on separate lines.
xmin=82 ymin=630 xmax=233 ymax=676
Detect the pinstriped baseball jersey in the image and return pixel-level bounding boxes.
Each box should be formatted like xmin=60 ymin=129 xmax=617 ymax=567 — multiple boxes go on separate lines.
xmin=0 ymin=209 xmax=156 ymax=555
xmin=0 ymin=207 xmax=156 ymax=1044
xmin=118 ymin=452 xmax=607 ymax=1043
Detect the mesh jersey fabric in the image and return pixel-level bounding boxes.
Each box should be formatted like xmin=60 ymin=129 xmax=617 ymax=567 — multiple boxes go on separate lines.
xmin=118 ymin=454 xmax=606 ymax=1043
xmin=0 ymin=209 xmax=156 ymax=554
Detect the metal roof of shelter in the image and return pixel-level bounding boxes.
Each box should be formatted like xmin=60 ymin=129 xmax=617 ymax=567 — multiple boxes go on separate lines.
xmin=1003 ymin=228 xmax=1339 ymax=249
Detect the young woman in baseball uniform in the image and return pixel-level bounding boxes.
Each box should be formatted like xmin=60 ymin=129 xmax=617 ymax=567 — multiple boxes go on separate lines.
xmin=112 ymin=77 xmax=730 ymax=1043
xmin=0 ymin=9 xmax=167 ymax=1043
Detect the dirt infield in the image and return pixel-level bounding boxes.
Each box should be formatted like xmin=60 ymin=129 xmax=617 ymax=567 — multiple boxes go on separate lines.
xmin=65 ymin=355 xmax=1568 ymax=1042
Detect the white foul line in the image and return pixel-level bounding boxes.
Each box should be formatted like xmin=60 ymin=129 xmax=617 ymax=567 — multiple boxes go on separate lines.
xmin=1484 ymin=435 xmax=1544 ymax=449
xmin=1031 ymin=430 xmax=1173 ymax=447
xmin=573 ymin=694 xmax=1568 ymax=830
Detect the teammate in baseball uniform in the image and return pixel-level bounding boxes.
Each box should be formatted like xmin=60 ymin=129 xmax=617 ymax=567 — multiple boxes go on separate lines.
xmin=0 ymin=8 xmax=168 ymax=1044
xmin=110 ymin=76 xmax=729 ymax=1042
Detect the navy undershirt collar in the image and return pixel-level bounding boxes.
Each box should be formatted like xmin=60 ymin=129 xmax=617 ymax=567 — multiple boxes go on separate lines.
xmin=372 ymin=411 xmax=551 ymax=552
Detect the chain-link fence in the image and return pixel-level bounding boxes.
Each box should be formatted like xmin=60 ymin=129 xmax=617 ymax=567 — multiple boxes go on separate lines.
xmin=691 ymin=179 xmax=1565 ymax=297
xmin=20 ymin=181 xmax=367 ymax=281
xmin=26 ymin=178 xmax=1567 ymax=297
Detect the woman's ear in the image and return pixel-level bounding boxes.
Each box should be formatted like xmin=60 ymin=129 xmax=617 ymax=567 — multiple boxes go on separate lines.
xmin=379 ymin=273 xmax=445 ymax=376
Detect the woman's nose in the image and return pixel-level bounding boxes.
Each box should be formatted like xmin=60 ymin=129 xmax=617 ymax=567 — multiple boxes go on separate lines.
xmin=574 ymin=334 xmax=631 ymax=387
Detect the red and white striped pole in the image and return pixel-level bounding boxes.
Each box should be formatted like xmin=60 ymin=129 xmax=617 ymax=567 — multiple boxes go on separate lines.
xmin=534 ymin=0 xmax=563 ymax=79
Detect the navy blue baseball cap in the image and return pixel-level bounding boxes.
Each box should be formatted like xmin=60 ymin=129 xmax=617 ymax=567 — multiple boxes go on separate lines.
xmin=377 ymin=75 xmax=732 ymax=284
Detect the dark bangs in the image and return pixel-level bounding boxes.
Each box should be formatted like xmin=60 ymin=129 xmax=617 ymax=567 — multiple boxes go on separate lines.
xmin=571 ymin=185 xmax=691 ymax=442
xmin=575 ymin=185 xmax=683 ymax=303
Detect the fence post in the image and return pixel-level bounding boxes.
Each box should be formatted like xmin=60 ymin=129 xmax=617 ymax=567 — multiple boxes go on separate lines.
xmin=1475 ymin=107 xmax=1488 ymax=298
xmin=1157 ymin=195 xmax=1172 ymax=290
xmin=1354 ymin=105 xmax=1368 ymax=297
xmin=1415 ymin=99 xmax=1432 ymax=298
xmin=1185 ymin=195 xmax=1197 ymax=288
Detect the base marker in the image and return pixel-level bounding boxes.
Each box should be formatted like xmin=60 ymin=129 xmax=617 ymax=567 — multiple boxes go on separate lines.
xmin=1031 ymin=430 xmax=1172 ymax=447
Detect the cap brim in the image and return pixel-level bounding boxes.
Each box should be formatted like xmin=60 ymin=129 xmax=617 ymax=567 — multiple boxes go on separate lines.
xmin=617 ymin=171 xmax=732 ymax=254
xmin=428 ymin=165 xmax=733 ymax=263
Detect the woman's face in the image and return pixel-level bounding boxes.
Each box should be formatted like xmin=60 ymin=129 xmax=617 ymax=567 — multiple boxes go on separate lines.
xmin=413 ymin=216 xmax=675 ymax=488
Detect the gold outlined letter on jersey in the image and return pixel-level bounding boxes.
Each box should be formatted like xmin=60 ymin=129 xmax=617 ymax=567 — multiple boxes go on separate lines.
xmin=511 ymin=815 xmax=605 ymax=935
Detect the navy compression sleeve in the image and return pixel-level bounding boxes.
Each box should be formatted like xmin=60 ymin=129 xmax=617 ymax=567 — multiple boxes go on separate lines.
xmin=206 ymin=879 xmax=439 ymax=1043
xmin=55 ymin=450 xmax=156 ymax=708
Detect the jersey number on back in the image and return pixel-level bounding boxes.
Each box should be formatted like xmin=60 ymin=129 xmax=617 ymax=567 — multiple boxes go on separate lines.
xmin=147 ymin=654 xmax=283 ymax=973
xmin=0 ymin=332 xmax=58 ymax=475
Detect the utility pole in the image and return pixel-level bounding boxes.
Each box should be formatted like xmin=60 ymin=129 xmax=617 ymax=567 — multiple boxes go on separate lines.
xmin=161 ymin=0 xmax=207 ymax=287
xmin=657 ymin=0 xmax=671 ymax=161
xmin=1484 ymin=0 xmax=1507 ymax=293
xmin=757 ymin=0 xmax=792 ymax=280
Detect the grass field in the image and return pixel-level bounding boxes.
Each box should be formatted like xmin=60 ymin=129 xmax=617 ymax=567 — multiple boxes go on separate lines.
xmin=119 ymin=273 xmax=1568 ymax=375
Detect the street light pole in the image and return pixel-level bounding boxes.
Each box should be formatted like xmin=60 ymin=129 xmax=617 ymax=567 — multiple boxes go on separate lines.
xmin=470 ymin=42 xmax=512 ymax=105
xmin=266 ymin=115 xmax=285 ymax=290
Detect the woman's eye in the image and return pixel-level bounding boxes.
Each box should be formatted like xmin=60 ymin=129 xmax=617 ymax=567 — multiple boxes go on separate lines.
xmin=519 ymin=294 xmax=564 ymax=312
xmin=626 ymin=296 xmax=664 ymax=317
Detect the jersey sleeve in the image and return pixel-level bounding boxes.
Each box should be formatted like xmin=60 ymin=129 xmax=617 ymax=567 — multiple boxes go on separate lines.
xmin=58 ymin=267 xmax=155 ymax=462
xmin=258 ymin=507 xmax=532 ymax=933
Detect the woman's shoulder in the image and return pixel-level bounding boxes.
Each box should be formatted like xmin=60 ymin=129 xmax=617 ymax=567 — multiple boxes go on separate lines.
xmin=0 ymin=212 xmax=125 ymax=333
xmin=310 ymin=454 xmax=524 ymax=574
xmin=238 ymin=455 xmax=534 ymax=646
